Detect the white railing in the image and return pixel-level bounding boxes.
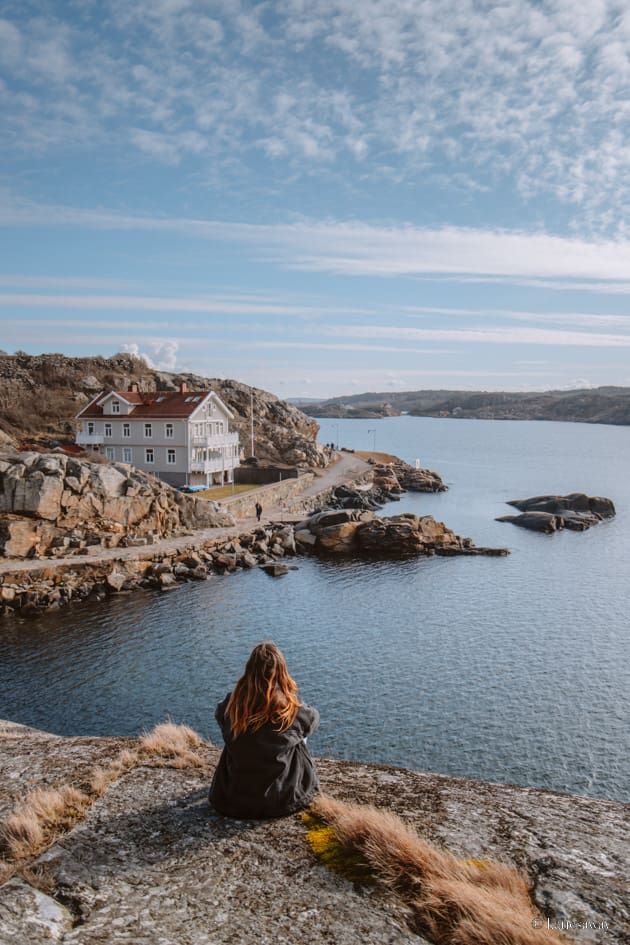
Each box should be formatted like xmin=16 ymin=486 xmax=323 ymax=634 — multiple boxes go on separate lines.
xmin=76 ymin=433 xmax=104 ymax=445
xmin=190 ymin=459 xmax=234 ymax=473
xmin=190 ymin=432 xmax=239 ymax=448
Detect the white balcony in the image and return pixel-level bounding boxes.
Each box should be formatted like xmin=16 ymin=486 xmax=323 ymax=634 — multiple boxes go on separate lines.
xmin=76 ymin=432 xmax=104 ymax=445
xmin=190 ymin=458 xmax=236 ymax=474
xmin=191 ymin=432 xmax=239 ymax=448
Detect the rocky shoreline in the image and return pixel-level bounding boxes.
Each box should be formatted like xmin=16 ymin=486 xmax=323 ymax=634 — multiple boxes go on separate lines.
xmin=0 ymin=521 xmax=298 ymax=616
xmin=0 ymin=451 xmax=512 ymax=616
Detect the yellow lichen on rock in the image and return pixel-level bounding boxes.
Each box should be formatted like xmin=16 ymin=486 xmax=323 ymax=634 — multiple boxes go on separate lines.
xmin=303 ymin=811 xmax=374 ymax=884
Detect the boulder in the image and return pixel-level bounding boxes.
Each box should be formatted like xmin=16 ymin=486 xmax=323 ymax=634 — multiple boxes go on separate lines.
xmin=106 ymin=570 xmax=128 ymax=592
xmin=295 ymin=529 xmax=317 ymax=548
xmin=372 ymin=464 xmax=403 ymax=493
xmin=496 ymin=512 xmax=560 ymax=533
xmin=394 ymin=463 xmax=446 ymax=493
xmin=316 ymin=521 xmax=362 ymax=553
xmin=0 ymin=519 xmax=40 ymax=557
xmin=101 ymin=495 xmax=153 ymax=527
xmin=308 ymin=509 xmax=374 ymax=534
xmin=499 ymin=494 xmax=615 ymax=533
xmin=12 ymin=470 xmax=64 ymax=521
xmin=89 ymin=464 xmax=128 ymax=497
xmin=356 ymin=516 xmax=427 ymax=556
xmin=260 ymin=562 xmax=290 ymax=576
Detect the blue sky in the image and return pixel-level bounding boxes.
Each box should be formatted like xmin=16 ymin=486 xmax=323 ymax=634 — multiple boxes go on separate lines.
xmin=2 ymin=0 xmax=630 ymax=398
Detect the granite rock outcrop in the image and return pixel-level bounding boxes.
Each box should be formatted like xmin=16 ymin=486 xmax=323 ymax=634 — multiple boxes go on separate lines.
xmin=0 ymin=722 xmax=627 ymax=945
xmin=0 ymin=451 xmax=234 ymax=559
xmin=497 ymin=494 xmax=616 ymax=533
xmin=295 ymin=510 xmax=508 ymax=558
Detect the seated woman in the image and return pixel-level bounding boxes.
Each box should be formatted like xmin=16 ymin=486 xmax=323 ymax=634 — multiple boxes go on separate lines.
xmin=209 ymin=642 xmax=320 ymax=819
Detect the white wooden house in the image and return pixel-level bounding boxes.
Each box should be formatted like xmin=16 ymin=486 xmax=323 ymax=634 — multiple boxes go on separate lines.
xmin=75 ymin=383 xmax=239 ymax=487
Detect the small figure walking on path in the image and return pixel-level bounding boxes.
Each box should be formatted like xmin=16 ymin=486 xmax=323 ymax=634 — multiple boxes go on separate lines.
xmin=255 ymin=501 xmax=263 ymax=522
xmin=208 ymin=642 xmax=320 ymax=818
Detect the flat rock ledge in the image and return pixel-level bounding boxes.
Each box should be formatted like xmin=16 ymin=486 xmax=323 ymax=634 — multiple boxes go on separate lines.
xmin=2 ymin=722 xmax=626 ymax=945
xmin=497 ymin=494 xmax=616 ymax=533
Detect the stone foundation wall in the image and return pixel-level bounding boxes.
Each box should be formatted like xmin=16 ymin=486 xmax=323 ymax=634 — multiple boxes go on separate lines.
xmin=0 ymin=522 xmax=298 ymax=617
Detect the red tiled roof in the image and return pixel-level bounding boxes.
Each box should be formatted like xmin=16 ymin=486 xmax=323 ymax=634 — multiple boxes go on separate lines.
xmin=77 ymin=390 xmax=217 ymax=419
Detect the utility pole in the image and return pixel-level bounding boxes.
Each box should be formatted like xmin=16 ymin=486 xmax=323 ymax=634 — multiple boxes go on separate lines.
xmin=250 ymin=387 xmax=255 ymax=458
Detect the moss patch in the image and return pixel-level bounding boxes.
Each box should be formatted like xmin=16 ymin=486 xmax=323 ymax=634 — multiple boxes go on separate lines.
xmin=303 ymin=812 xmax=374 ymax=884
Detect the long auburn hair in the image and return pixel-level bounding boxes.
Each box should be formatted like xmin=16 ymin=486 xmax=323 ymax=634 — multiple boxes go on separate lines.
xmin=226 ymin=642 xmax=301 ymax=737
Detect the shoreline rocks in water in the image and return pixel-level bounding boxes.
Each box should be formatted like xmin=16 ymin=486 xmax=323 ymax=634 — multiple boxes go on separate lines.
xmin=496 ymin=493 xmax=616 ymax=533
xmin=295 ymin=509 xmax=509 ymax=558
xmin=0 ymin=523 xmax=298 ymax=616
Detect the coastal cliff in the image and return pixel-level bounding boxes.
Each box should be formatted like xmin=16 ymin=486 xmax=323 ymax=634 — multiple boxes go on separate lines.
xmin=0 ymin=722 xmax=626 ymax=944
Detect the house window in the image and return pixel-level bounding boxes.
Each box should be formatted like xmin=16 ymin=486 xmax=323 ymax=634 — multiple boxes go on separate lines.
xmin=167 ymin=449 xmax=176 ymax=464
xmin=122 ymin=447 xmax=132 ymax=463
xmin=105 ymin=447 xmax=115 ymax=460
xmin=195 ymin=423 xmax=203 ymax=436
xmin=111 ymin=400 xmax=120 ymax=414
xmin=165 ymin=423 xmax=174 ymax=439
xmin=145 ymin=448 xmax=154 ymax=464
xmin=87 ymin=421 xmax=95 ymax=435
xmin=104 ymin=423 xmax=112 ymax=438
xmin=123 ymin=423 xmax=130 ymax=438
xmin=144 ymin=423 xmax=152 ymax=438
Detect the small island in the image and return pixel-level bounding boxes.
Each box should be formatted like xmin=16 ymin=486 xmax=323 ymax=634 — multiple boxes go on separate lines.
xmin=496 ymin=494 xmax=616 ymax=533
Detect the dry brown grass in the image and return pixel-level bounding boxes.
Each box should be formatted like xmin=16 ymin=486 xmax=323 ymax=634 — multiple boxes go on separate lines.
xmin=311 ymin=795 xmax=568 ymax=945
xmin=90 ymin=748 xmax=139 ymax=796
xmin=139 ymin=722 xmax=203 ymax=761
xmin=1 ymin=786 xmax=91 ymax=860
xmin=0 ymin=722 xmax=206 ymax=867
xmin=356 ymin=449 xmax=401 ymax=464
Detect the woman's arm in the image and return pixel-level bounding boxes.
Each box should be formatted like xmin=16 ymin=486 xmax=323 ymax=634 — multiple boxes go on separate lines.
xmin=215 ymin=693 xmax=231 ymax=737
xmin=299 ymin=704 xmax=320 ymax=738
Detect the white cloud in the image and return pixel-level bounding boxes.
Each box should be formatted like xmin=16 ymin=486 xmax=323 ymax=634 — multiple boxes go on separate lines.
xmin=121 ymin=340 xmax=179 ymax=370
xmin=3 ymin=1 xmax=630 ymax=227
xmin=324 ymin=323 xmax=630 ymax=348
xmin=7 ymin=198 xmax=630 ymax=285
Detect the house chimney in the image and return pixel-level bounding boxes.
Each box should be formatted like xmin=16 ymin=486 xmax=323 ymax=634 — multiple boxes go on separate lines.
xmin=128 ymin=383 xmax=139 ymax=393
xmin=180 ymin=382 xmax=188 ymax=394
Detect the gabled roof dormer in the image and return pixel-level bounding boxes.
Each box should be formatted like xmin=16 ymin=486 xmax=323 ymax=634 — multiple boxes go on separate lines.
xmin=97 ymin=390 xmax=136 ymax=416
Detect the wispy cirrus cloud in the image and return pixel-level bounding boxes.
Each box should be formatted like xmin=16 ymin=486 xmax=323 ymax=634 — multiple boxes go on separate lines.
xmin=323 ymin=323 xmax=630 ymax=348
xmin=5 ymin=196 xmax=630 ymax=284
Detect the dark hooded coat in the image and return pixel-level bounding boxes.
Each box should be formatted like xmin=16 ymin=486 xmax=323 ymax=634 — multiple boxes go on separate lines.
xmin=209 ymin=694 xmax=320 ymax=819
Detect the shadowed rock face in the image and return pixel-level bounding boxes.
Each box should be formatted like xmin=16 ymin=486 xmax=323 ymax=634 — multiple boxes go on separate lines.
xmin=0 ymin=722 xmax=627 ymax=945
xmin=497 ymin=494 xmax=616 ymax=533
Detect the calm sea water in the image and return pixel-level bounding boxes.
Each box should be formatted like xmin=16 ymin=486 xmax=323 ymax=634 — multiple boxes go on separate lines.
xmin=1 ymin=417 xmax=629 ymax=802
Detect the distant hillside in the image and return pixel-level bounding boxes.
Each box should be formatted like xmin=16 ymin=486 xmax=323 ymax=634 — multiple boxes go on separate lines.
xmin=0 ymin=353 xmax=324 ymax=467
xmin=303 ymin=387 xmax=630 ymax=425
